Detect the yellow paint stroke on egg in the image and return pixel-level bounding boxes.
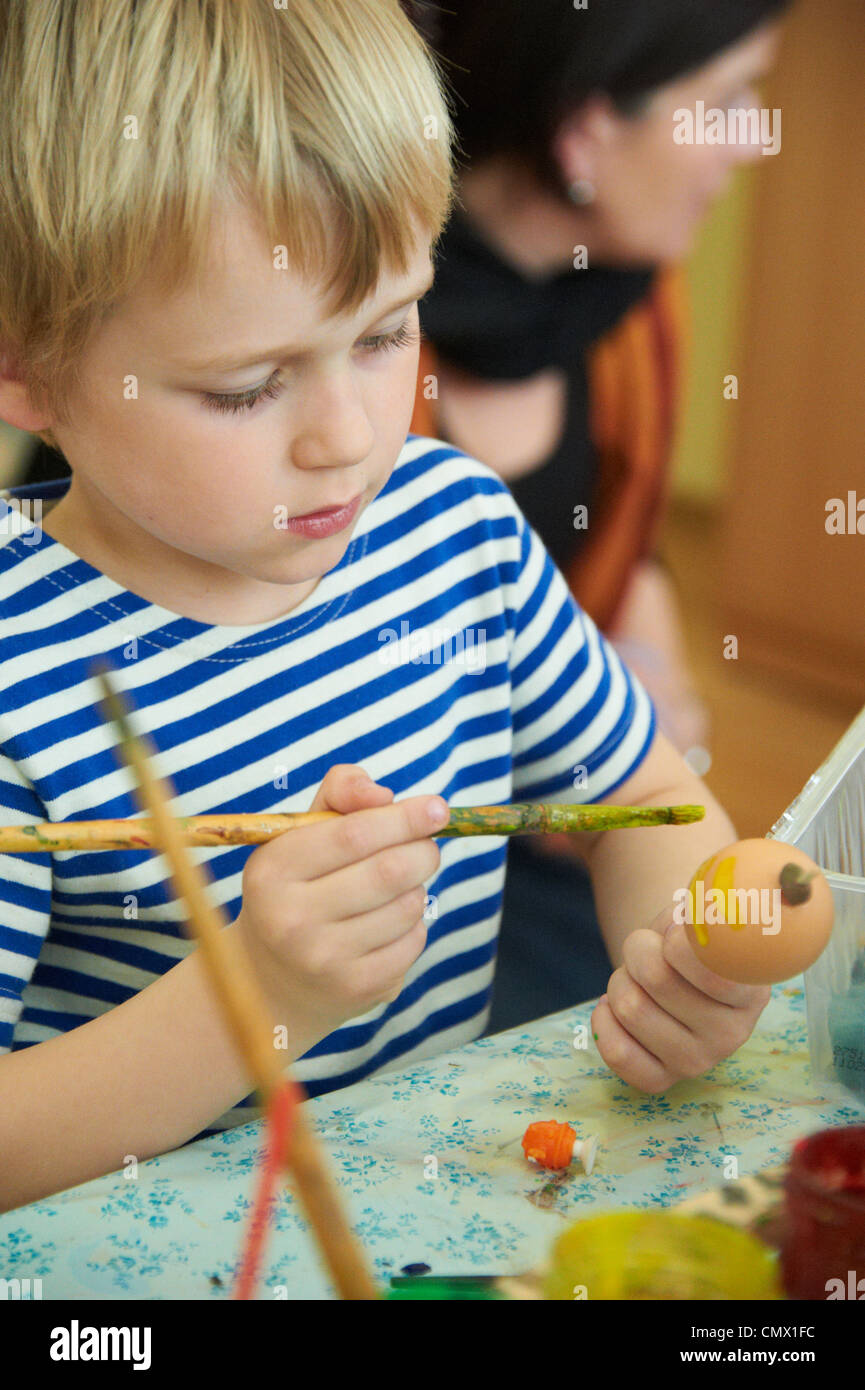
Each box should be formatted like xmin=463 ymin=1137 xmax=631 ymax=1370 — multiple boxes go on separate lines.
xmin=712 ymin=856 xmax=745 ymax=929
xmin=687 ymin=852 xmax=745 ymax=945
xmin=688 ymin=853 xmax=718 ymax=946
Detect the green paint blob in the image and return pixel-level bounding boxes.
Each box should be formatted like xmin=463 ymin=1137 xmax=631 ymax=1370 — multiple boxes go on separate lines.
xmin=387 ymin=1280 xmax=504 ymax=1300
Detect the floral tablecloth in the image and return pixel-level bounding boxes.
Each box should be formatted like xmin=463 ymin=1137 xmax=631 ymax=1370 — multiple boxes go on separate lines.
xmin=1 ymin=983 xmax=862 ymax=1299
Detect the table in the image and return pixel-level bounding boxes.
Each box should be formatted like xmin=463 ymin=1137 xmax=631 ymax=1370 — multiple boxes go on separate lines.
xmin=2 ymin=983 xmax=862 ymax=1299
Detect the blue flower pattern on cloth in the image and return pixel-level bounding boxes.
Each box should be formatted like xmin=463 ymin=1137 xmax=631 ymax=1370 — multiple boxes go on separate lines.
xmin=0 ymin=984 xmax=862 ymax=1299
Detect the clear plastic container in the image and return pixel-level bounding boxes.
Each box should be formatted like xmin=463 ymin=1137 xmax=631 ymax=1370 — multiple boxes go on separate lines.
xmin=768 ymin=707 xmax=865 ymax=1105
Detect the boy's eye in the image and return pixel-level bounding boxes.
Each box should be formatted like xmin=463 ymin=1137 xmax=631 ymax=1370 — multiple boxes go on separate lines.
xmin=356 ymin=320 xmax=419 ymax=356
xmin=200 ymin=320 xmax=420 ymax=415
xmin=202 ymin=372 xmax=284 ymax=416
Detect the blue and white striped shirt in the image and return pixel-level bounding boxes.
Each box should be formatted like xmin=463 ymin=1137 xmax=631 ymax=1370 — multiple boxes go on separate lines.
xmin=0 ymin=435 xmax=655 ymax=1134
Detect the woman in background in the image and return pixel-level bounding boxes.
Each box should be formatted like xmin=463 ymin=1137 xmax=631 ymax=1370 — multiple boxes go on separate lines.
xmin=407 ymin=0 xmax=791 ymax=1029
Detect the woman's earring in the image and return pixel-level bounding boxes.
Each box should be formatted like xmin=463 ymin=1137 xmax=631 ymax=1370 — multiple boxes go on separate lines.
xmin=567 ymin=177 xmax=596 ymax=206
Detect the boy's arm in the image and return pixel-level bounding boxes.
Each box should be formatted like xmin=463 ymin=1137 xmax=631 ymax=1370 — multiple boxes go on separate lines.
xmin=0 ymin=924 xmax=321 ymax=1213
xmin=554 ymin=729 xmax=737 ymax=966
xmin=548 ymin=729 xmax=769 ymax=1093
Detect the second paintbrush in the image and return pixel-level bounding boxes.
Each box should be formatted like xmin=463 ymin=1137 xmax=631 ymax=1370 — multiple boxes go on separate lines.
xmin=0 ymin=802 xmax=704 ymax=853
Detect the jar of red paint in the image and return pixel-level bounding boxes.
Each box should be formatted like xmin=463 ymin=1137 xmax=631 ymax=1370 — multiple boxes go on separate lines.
xmin=781 ymin=1125 xmax=865 ymax=1300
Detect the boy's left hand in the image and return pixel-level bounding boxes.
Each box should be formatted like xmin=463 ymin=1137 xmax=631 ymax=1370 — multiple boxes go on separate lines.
xmin=591 ymin=904 xmax=771 ymax=1093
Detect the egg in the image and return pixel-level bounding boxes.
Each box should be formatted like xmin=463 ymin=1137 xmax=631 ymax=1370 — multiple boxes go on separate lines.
xmin=681 ymin=839 xmax=834 ymax=984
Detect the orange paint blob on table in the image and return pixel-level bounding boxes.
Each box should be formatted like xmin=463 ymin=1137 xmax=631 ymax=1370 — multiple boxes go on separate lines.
xmin=522 ymin=1121 xmax=575 ymax=1169
xmin=521 ymin=1121 xmax=599 ymax=1173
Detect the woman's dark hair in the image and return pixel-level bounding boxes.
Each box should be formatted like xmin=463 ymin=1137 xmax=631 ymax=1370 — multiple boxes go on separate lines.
xmin=405 ymin=0 xmax=791 ymax=193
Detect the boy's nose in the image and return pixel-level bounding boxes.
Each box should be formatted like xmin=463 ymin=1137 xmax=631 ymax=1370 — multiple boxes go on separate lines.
xmin=290 ymin=375 xmax=375 ymax=470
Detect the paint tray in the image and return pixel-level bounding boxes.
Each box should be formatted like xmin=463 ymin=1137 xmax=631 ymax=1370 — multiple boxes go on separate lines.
xmin=767 ymin=705 xmax=865 ymax=1104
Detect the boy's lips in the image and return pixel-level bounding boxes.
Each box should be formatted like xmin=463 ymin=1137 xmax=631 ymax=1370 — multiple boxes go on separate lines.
xmin=289 ymin=493 xmax=362 ymax=520
xmin=282 ymin=493 xmax=363 ymax=538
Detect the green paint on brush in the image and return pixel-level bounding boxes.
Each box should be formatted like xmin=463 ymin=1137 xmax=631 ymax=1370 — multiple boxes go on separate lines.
xmin=437 ymin=803 xmax=705 ymax=837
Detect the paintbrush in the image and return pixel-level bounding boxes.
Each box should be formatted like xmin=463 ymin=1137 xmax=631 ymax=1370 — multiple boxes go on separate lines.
xmin=92 ymin=660 xmax=378 ymax=1300
xmin=0 ymin=802 xmax=704 ymax=853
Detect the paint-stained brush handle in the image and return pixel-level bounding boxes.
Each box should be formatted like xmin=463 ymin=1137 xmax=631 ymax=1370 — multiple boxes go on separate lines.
xmin=439 ymin=803 xmax=704 ymax=836
xmin=0 ymin=803 xmax=705 ymax=853
xmin=91 ymin=662 xmax=378 ymax=1300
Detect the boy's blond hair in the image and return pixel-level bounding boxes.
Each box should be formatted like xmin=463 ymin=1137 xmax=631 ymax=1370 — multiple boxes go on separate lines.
xmin=0 ymin=0 xmax=455 ymax=452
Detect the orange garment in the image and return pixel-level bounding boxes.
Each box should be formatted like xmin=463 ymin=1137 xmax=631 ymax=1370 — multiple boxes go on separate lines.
xmin=410 ymin=266 xmax=688 ymax=633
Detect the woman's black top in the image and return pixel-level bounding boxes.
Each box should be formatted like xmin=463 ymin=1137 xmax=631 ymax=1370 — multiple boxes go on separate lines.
xmin=419 ymin=207 xmax=654 ymax=577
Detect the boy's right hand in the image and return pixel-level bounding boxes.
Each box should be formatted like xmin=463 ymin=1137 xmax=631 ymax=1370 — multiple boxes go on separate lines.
xmin=234 ymin=766 xmax=449 ymax=1042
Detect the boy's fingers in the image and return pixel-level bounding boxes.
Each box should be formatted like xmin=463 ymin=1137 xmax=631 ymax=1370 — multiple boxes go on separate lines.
xmin=622 ymin=928 xmax=751 ymax=1038
xmin=622 ymin=930 xmax=768 ymax=1061
xmin=604 ymin=965 xmax=723 ymax=1081
xmin=591 ymin=996 xmax=673 ymax=1094
xmin=646 ymin=909 xmax=766 ymax=1011
xmin=350 ymin=916 xmax=429 ymax=1000
xmin=256 ymin=792 xmax=448 ymax=884
xmin=661 ymin=921 xmax=768 ymax=1009
xmin=326 ymin=884 xmax=431 ymax=959
xmin=318 ymin=810 xmax=442 ymax=916
xmin=308 ymin=764 xmax=394 ymax=815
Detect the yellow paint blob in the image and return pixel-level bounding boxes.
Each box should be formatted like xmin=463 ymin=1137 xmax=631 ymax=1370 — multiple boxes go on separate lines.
xmin=544 ymin=1211 xmax=782 ymax=1300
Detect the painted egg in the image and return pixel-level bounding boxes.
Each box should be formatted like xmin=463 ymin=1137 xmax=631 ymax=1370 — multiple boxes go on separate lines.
xmin=682 ymin=839 xmax=834 ymax=985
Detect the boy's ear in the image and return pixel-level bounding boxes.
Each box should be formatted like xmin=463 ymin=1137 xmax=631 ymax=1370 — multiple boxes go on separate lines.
xmin=0 ymin=347 xmax=54 ymax=434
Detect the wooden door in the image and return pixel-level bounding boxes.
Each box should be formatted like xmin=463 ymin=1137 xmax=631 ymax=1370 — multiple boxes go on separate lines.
xmin=721 ymin=0 xmax=865 ymax=704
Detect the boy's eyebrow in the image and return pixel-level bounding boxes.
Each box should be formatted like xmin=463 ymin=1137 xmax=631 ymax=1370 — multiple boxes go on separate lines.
xmin=180 ymin=269 xmax=436 ymax=374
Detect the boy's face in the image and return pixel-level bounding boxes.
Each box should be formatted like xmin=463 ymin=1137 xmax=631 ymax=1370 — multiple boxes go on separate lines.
xmin=20 ymin=196 xmax=435 ymax=625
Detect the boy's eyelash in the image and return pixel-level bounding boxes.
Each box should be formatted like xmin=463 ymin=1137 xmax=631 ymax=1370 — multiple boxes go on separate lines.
xmin=201 ymin=321 xmax=420 ymax=415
